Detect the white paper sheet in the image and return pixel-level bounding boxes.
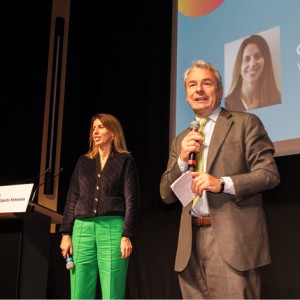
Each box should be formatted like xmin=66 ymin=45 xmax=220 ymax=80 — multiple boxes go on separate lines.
xmin=171 ymin=172 xmax=196 ymax=207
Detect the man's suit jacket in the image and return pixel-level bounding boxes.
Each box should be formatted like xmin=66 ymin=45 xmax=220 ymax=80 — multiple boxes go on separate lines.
xmin=160 ymin=108 xmax=280 ymax=272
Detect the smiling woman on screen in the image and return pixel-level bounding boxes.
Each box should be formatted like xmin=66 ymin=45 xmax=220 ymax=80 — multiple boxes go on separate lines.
xmin=225 ymin=34 xmax=281 ymax=111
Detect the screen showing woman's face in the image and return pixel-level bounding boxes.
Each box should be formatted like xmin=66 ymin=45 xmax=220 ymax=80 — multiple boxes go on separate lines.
xmin=240 ymin=43 xmax=265 ymax=84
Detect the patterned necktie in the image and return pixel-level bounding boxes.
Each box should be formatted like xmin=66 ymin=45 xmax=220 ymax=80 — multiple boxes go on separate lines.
xmin=192 ymin=117 xmax=208 ymax=207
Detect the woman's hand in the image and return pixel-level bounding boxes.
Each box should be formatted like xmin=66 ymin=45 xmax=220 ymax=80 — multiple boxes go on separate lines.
xmin=120 ymin=237 xmax=132 ymax=259
xmin=60 ymin=235 xmax=73 ymax=259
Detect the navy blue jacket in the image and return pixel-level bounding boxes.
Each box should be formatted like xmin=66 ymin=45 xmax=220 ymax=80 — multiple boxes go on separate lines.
xmin=60 ymin=151 xmax=140 ymax=238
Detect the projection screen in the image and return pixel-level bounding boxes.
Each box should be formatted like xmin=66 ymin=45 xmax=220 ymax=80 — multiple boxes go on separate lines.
xmin=170 ymin=0 xmax=300 ymax=157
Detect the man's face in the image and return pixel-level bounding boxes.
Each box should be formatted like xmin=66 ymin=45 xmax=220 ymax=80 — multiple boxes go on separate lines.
xmin=185 ymin=68 xmax=223 ymax=117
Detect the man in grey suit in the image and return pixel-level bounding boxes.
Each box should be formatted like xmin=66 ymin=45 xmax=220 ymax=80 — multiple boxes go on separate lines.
xmin=160 ymin=60 xmax=280 ymax=299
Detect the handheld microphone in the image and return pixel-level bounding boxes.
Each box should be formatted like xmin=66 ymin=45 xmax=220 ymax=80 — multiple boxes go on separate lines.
xmin=188 ymin=121 xmax=200 ymax=171
xmin=30 ymin=167 xmax=64 ymax=202
xmin=66 ymin=253 xmax=75 ymax=270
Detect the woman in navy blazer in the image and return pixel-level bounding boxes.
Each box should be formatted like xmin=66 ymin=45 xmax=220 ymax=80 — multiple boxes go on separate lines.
xmin=60 ymin=113 xmax=140 ymax=299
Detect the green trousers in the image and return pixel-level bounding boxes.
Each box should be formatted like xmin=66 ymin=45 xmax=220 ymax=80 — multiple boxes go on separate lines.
xmin=70 ymin=216 xmax=129 ymax=299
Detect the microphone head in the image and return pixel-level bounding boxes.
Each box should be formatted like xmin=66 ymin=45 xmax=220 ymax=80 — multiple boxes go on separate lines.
xmin=66 ymin=261 xmax=74 ymax=270
xmin=189 ymin=120 xmax=200 ymax=130
xmin=66 ymin=254 xmax=74 ymax=270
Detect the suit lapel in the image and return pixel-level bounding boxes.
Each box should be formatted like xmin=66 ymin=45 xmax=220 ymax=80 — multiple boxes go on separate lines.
xmin=206 ymin=109 xmax=232 ymax=172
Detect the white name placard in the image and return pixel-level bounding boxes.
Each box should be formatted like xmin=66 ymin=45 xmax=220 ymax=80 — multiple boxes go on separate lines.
xmin=0 ymin=183 xmax=34 ymax=213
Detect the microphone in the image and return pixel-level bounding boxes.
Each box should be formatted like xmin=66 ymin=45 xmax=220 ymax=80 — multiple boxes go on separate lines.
xmin=188 ymin=121 xmax=200 ymax=171
xmin=30 ymin=167 xmax=64 ymax=202
xmin=19 ymin=167 xmax=51 ymax=184
xmin=66 ymin=253 xmax=75 ymax=270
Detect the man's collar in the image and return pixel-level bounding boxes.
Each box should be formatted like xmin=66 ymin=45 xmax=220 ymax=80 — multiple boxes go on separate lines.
xmin=196 ymin=106 xmax=221 ymax=122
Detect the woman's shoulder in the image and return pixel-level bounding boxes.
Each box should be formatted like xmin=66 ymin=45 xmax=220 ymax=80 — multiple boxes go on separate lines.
xmin=110 ymin=152 xmax=138 ymax=169
xmin=225 ymin=93 xmax=245 ymax=111
xmin=77 ymin=153 xmax=98 ymax=164
xmin=113 ymin=151 xmax=134 ymax=160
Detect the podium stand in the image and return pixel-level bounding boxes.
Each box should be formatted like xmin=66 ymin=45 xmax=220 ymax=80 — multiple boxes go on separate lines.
xmin=0 ymin=203 xmax=62 ymax=299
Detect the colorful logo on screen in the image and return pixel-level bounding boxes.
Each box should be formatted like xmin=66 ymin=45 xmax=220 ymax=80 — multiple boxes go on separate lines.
xmin=178 ymin=0 xmax=224 ymax=18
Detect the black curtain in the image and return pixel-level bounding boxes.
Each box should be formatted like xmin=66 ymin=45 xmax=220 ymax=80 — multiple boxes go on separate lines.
xmin=58 ymin=0 xmax=175 ymax=215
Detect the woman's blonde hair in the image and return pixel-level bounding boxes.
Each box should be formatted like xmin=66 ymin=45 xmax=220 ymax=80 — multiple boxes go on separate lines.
xmin=85 ymin=113 xmax=128 ymax=159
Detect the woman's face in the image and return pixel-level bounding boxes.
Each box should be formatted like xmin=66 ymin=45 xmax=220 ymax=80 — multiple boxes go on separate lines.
xmin=92 ymin=118 xmax=113 ymax=148
xmin=240 ymin=43 xmax=265 ymax=84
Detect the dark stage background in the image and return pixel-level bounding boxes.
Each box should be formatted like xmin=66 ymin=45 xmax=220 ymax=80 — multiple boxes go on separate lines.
xmin=0 ymin=1 xmax=300 ymax=299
